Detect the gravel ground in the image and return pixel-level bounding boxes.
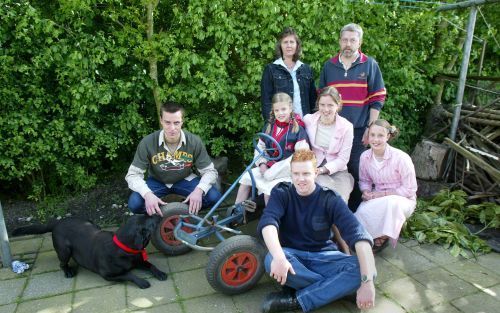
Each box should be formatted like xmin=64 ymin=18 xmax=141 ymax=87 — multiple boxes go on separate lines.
xmin=2 ymin=177 xmax=132 ymax=235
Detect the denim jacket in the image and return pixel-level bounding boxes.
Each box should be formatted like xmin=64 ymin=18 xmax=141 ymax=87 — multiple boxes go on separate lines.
xmin=260 ymin=60 xmax=317 ymax=121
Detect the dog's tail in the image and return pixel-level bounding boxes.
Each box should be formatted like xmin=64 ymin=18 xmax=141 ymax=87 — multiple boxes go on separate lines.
xmin=11 ymin=220 xmax=59 ymax=236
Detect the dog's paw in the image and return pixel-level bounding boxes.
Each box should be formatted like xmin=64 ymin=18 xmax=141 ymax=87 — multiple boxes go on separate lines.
xmin=63 ymin=267 xmax=77 ymax=278
xmin=154 ymin=271 xmax=168 ymax=281
xmin=136 ymin=279 xmax=151 ymax=289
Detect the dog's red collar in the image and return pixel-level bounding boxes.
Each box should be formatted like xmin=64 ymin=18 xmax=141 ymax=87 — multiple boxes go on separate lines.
xmin=113 ymin=234 xmax=148 ymax=261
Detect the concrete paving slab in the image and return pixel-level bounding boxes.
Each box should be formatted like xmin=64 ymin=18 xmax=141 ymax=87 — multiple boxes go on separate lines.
xmin=126 ymin=275 xmax=177 ymax=310
xmin=309 ymin=301 xmax=351 ymax=313
xmin=451 ymin=289 xmax=500 ymax=313
xmin=167 ymin=250 xmax=209 ymax=273
xmin=379 ymin=244 xmax=436 ymax=275
xmin=475 ymin=253 xmax=500 ymax=277
xmin=373 ymin=257 xmax=407 ymax=285
xmin=445 ymin=260 xmax=500 ymax=289
xmin=478 ymin=283 xmax=500 ymax=301
xmin=415 ymin=303 xmax=462 ymax=313
xmin=400 ymin=238 xmax=420 ymax=247
xmin=10 ymin=237 xmax=42 ymax=255
xmin=129 ymin=302 xmax=183 ymax=313
xmin=0 ymin=267 xmax=24 ymax=280
xmin=182 ymin=293 xmax=238 ymax=313
xmin=0 ymin=304 xmax=16 ymax=313
xmin=73 ymin=284 xmax=127 ymax=313
xmin=32 ymin=250 xmax=60 ymax=274
xmin=0 ymin=277 xmax=26 ymax=305
xmin=16 ymin=293 xmax=72 ymax=313
xmin=74 ymin=267 xmax=115 ymax=291
xmin=411 ymin=267 xmax=478 ymax=300
xmin=39 ymin=235 xmax=54 ymax=252
xmin=23 ymin=271 xmax=73 ymax=300
xmin=341 ymin=290 xmax=406 ymax=313
xmin=411 ymin=243 xmax=465 ymax=265
xmin=146 ymin=253 xmax=171 ymax=274
xmin=173 ymin=268 xmax=215 ymax=299
xmin=231 ymin=282 xmax=276 ymax=313
xmin=379 ymin=276 xmax=445 ymax=311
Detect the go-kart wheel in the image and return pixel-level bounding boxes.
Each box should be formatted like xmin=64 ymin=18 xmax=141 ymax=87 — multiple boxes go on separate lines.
xmin=253 ymin=132 xmax=283 ymax=161
xmin=152 ymin=202 xmax=193 ymax=256
xmin=206 ymin=235 xmax=266 ymax=295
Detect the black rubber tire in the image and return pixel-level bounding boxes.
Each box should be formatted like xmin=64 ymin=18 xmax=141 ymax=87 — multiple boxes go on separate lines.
xmin=151 ymin=202 xmax=193 ymax=256
xmin=206 ymin=235 xmax=266 ymax=295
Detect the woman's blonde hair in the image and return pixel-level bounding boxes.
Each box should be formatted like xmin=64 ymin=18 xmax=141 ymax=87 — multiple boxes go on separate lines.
xmin=369 ymin=119 xmax=399 ymax=141
xmin=316 ymin=86 xmax=343 ymax=112
xmin=266 ymin=93 xmax=300 ymax=133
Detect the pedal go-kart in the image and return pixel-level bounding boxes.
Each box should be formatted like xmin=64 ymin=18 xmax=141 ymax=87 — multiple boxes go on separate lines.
xmin=151 ymin=133 xmax=282 ymax=295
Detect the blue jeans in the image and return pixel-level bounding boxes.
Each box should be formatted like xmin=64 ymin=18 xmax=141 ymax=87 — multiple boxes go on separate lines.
xmin=265 ymin=248 xmax=360 ymax=312
xmin=128 ymin=176 xmax=222 ymax=214
xmin=347 ymin=128 xmax=367 ymax=212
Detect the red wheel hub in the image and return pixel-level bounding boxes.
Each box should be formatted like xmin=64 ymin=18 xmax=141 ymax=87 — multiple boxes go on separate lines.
xmin=159 ymin=215 xmax=192 ymax=246
xmin=221 ymin=252 xmax=258 ymax=286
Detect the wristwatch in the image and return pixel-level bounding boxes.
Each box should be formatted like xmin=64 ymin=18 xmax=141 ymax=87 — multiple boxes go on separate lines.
xmin=361 ymin=274 xmax=376 ymax=283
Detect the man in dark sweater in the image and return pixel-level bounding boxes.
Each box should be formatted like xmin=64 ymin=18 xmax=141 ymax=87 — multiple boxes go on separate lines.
xmin=257 ymin=150 xmax=376 ymax=313
xmin=126 ymin=102 xmax=222 ymax=216
xmin=319 ymin=23 xmax=386 ymax=212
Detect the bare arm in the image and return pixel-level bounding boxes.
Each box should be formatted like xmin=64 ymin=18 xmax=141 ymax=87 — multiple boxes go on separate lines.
xmin=354 ymin=241 xmax=377 ymax=309
xmin=125 ymin=165 xmax=165 ymax=216
xmin=262 ymin=225 xmax=295 ymax=285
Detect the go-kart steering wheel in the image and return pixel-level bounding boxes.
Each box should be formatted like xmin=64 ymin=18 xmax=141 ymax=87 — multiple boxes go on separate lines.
xmin=253 ymin=132 xmax=283 ymax=161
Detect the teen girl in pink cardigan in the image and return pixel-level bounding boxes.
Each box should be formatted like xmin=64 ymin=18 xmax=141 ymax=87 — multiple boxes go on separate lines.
xmin=355 ymin=119 xmax=417 ymax=253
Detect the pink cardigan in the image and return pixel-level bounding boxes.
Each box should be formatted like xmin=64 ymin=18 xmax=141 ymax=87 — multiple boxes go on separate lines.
xmin=359 ymin=145 xmax=418 ymax=201
xmin=303 ymin=112 xmax=353 ymax=174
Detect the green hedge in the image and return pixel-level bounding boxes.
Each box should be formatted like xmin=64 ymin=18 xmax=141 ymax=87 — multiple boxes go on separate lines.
xmin=1 ymin=0 xmax=497 ymax=197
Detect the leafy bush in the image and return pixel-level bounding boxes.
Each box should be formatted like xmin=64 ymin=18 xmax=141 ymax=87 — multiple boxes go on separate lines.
xmin=1 ymin=0 xmax=498 ymax=197
xmin=402 ymin=189 xmax=499 ymax=257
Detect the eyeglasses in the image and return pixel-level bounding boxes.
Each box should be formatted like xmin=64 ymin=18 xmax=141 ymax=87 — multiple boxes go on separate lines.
xmin=340 ymin=38 xmax=359 ymax=44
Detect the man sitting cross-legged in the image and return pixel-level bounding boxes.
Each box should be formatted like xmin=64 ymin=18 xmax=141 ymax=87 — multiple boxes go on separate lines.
xmin=257 ymin=149 xmax=377 ymax=312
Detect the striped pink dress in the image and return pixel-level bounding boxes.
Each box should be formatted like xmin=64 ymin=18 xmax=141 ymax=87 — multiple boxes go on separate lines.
xmin=354 ymin=145 xmax=417 ymax=247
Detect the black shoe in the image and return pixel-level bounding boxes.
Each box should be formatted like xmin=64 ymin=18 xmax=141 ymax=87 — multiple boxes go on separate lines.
xmin=281 ymin=285 xmax=296 ymax=296
xmin=261 ymin=291 xmax=301 ymax=313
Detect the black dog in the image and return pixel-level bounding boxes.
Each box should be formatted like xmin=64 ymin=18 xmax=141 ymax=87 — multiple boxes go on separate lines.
xmin=12 ymin=215 xmax=167 ymax=289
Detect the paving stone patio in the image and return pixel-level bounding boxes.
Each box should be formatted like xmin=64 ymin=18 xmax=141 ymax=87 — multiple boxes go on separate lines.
xmin=1 ymin=229 xmax=499 ymax=313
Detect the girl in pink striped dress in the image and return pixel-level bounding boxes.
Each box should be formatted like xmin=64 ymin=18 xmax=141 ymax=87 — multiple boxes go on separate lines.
xmin=354 ymin=119 xmax=417 ymax=253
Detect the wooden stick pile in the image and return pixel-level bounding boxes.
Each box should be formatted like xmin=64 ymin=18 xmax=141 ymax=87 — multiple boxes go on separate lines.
xmin=440 ymin=99 xmax=500 ymax=202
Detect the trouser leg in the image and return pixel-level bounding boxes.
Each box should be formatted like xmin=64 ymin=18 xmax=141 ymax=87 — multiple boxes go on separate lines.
xmin=264 ymin=248 xmax=361 ymax=312
xmin=348 ymin=128 xmax=367 ymax=212
xmin=171 ymin=177 xmax=222 ymax=208
xmin=128 ymin=177 xmax=169 ymax=214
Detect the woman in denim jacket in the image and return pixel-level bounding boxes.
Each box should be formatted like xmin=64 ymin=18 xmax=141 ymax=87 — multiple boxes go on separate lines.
xmin=261 ymin=27 xmax=317 ymax=121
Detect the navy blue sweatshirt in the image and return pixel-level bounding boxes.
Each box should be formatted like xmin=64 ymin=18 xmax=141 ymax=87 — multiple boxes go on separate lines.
xmin=257 ymin=183 xmax=373 ymax=251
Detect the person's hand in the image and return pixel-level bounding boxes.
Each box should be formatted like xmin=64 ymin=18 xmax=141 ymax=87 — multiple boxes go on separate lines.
xmin=269 ymin=257 xmax=295 ymax=285
xmin=371 ymin=191 xmax=386 ymax=199
xmin=362 ymin=128 xmax=370 ymax=146
xmin=362 ymin=191 xmax=373 ymax=201
xmin=259 ymin=163 xmax=268 ymax=175
xmin=183 ymin=187 xmax=203 ymax=215
xmin=362 ymin=191 xmax=387 ymax=201
xmin=356 ymin=281 xmax=376 ymax=310
xmin=144 ymin=192 xmax=165 ymax=217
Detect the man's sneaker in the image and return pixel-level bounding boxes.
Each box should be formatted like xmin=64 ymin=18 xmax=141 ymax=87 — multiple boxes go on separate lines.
xmin=261 ymin=291 xmax=301 ymax=313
